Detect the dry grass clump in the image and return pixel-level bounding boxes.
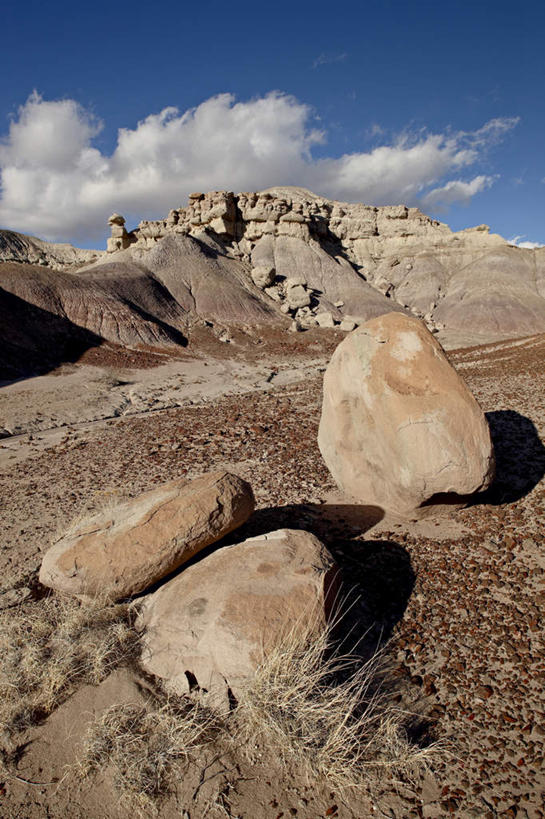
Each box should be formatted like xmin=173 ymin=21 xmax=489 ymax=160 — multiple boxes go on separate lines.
xmin=0 ymin=593 xmax=138 ymax=735
xmin=78 ymin=698 xmax=219 ymax=815
xmin=76 ymin=610 xmax=441 ymax=810
xmin=233 ymin=613 xmax=440 ymax=799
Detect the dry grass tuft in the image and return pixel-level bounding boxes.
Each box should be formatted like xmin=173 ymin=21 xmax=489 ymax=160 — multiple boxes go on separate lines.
xmin=233 ymin=611 xmax=441 ymax=799
xmin=78 ymin=698 xmax=218 ymax=815
xmin=2 ymin=591 xmax=442 ymax=810
xmin=0 ymin=593 xmax=138 ymax=736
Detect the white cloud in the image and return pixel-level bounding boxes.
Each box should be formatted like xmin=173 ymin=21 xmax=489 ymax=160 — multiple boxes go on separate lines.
xmin=0 ymin=91 xmax=519 ymax=244
xmin=508 ymin=235 xmax=544 ymax=249
xmin=464 ymin=116 xmax=520 ymax=147
xmin=367 ymin=123 xmax=385 ymax=139
xmin=312 ymin=52 xmax=348 ymax=69
xmin=420 ymin=175 xmax=495 ymax=209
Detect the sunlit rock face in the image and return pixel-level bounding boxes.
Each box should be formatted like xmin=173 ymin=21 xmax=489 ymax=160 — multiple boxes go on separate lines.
xmin=318 ymin=312 xmax=495 ymax=518
xmin=104 ymin=186 xmax=545 ymax=338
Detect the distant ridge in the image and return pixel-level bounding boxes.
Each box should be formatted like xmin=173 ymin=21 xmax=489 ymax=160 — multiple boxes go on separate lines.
xmin=1 ymin=189 xmax=544 ymax=376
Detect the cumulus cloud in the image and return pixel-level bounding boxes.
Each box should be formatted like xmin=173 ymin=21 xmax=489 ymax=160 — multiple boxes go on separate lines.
xmin=420 ymin=175 xmax=495 ymax=209
xmin=0 ymin=91 xmax=519 ymax=244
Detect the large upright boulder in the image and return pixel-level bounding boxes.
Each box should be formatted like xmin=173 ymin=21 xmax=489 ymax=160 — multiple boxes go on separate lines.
xmin=318 ymin=312 xmax=495 ymax=517
xmin=39 ymin=471 xmax=255 ymax=600
xmin=138 ymin=529 xmax=339 ymax=708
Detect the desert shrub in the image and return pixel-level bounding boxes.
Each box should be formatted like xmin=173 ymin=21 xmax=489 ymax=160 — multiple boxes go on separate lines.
xmin=78 ymin=698 xmax=219 ymax=815
xmin=9 ymin=594 xmax=441 ymax=810
xmin=0 ymin=593 xmax=138 ymax=735
xmin=233 ymin=612 xmax=440 ymax=799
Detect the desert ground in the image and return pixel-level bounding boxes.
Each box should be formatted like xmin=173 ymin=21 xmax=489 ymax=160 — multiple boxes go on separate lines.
xmin=0 ymin=325 xmax=543 ymax=818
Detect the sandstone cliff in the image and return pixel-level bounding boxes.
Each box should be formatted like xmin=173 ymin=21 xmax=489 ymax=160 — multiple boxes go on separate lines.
xmin=100 ymin=186 xmax=545 ymax=338
xmin=1 ymin=188 xmax=544 ymax=378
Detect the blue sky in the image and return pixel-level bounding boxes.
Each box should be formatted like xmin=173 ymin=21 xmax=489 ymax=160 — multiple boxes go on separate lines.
xmin=0 ymin=0 xmax=543 ymax=248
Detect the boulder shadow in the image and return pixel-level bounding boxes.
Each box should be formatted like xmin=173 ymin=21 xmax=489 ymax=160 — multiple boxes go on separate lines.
xmin=229 ymin=502 xmax=384 ymax=544
xmin=225 ymin=503 xmax=415 ymax=659
xmin=479 ymin=410 xmax=545 ymax=505
xmin=328 ymin=538 xmax=416 ymax=659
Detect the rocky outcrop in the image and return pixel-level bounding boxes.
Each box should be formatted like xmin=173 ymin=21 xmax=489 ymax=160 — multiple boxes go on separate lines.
xmin=106 ymin=213 xmax=136 ymax=253
xmin=139 ymin=528 xmax=338 ymax=708
xmin=3 ymin=187 xmax=544 ymax=370
xmin=318 ymin=312 xmax=495 ymax=517
xmin=100 ymin=187 xmax=545 ymax=340
xmin=39 ymin=471 xmax=255 ymax=600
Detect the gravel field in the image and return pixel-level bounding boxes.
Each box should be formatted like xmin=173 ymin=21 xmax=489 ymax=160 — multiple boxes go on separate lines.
xmin=0 ymin=332 xmax=543 ymax=818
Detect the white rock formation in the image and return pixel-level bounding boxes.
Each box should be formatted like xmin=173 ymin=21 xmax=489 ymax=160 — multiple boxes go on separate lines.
xmin=250 ymin=265 xmax=275 ymax=289
xmin=107 ymin=213 xmax=136 ymax=253
xmin=316 ymin=311 xmax=335 ymax=328
xmin=0 ymin=229 xmax=102 ymax=269
xmin=100 ymin=187 xmax=545 ymax=340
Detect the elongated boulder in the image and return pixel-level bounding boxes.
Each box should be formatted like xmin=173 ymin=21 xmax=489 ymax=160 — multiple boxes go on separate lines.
xmin=138 ymin=529 xmax=339 ymax=708
xmin=318 ymin=312 xmax=495 ymax=517
xmin=39 ymin=471 xmax=255 ymax=600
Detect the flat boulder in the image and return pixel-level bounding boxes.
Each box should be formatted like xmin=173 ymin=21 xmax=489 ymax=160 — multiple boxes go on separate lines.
xmin=138 ymin=529 xmax=339 ymax=708
xmin=318 ymin=312 xmax=495 ymax=517
xmin=39 ymin=471 xmax=255 ymax=600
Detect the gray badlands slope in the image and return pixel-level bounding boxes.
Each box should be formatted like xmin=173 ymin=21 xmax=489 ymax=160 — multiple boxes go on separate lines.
xmin=1 ymin=187 xmax=544 ymax=378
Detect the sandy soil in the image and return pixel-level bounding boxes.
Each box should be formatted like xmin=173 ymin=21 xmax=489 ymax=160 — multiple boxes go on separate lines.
xmin=0 ymin=331 xmax=544 ymax=818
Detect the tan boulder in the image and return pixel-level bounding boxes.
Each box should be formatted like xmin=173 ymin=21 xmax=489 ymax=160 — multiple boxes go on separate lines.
xmin=39 ymin=471 xmax=255 ymax=600
xmin=318 ymin=312 xmax=495 ymax=517
xmin=138 ymin=529 xmax=339 ymax=708
xmin=251 ymin=265 xmax=276 ymax=289
xmin=286 ymin=283 xmax=311 ymax=309
xmin=316 ymin=311 xmax=335 ymax=328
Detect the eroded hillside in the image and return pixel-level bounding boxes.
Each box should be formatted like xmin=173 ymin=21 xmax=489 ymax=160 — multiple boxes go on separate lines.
xmin=1 ymin=188 xmax=544 ymax=380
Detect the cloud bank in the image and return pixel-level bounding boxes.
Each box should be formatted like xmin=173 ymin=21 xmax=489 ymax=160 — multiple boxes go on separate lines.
xmin=0 ymin=91 xmax=518 ymax=243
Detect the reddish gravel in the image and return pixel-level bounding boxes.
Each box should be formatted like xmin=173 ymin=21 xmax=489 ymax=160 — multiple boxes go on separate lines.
xmin=0 ymin=333 xmax=544 ymax=818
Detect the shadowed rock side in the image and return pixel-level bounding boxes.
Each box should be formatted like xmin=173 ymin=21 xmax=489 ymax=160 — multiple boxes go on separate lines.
xmin=0 ymin=261 xmax=187 ymax=350
xmin=0 ymin=286 xmax=104 ymax=380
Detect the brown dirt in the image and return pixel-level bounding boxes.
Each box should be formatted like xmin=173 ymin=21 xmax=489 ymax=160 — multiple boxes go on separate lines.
xmin=0 ymin=333 xmax=544 ymax=818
